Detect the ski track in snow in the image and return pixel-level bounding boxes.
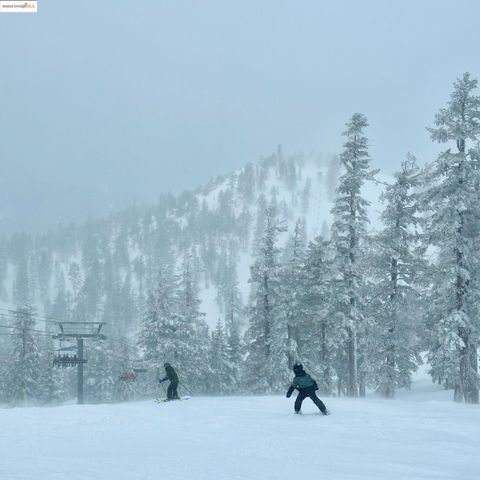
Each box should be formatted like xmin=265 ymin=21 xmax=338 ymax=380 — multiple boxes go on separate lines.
xmin=1 ymin=391 xmax=479 ymax=480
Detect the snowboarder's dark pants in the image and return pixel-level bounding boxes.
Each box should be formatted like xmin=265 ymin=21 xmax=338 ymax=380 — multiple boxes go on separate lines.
xmin=167 ymin=382 xmax=179 ymax=400
xmin=295 ymin=390 xmax=327 ymax=413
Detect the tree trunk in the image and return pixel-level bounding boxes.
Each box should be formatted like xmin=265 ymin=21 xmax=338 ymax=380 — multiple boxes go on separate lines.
xmin=454 ymin=152 xmax=479 ymax=404
xmin=263 ymin=273 xmax=272 ymax=390
xmin=358 ymin=375 xmax=366 ymax=397
xmin=286 ymin=323 xmax=295 ymax=369
xmin=346 ymin=187 xmax=359 ymax=398
xmin=385 ymin=342 xmax=396 ymax=399
xmin=320 ymin=322 xmax=332 ymax=395
xmin=454 ymin=382 xmax=464 ymax=402
xmin=468 ymin=343 xmax=479 ymax=404
xmin=346 ymin=326 xmax=358 ymax=397
xmin=459 ymin=337 xmax=479 ymax=404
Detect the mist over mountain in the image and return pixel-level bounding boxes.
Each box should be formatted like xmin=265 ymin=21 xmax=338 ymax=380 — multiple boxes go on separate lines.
xmin=2 ymin=0 xmax=479 ymax=237
xmin=0 ymin=160 xmax=233 ymax=235
xmin=1 ymin=150 xmax=365 ymax=328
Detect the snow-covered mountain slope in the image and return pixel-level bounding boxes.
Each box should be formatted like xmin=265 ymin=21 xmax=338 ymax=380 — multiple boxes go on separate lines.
xmin=0 ymin=150 xmax=388 ymax=331
xmin=1 ymin=387 xmax=478 ymax=480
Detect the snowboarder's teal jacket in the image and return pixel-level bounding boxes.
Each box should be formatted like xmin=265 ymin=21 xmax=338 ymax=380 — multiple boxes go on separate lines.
xmin=286 ymin=370 xmax=318 ymax=397
xmin=291 ymin=373 xmax=316 ymax=389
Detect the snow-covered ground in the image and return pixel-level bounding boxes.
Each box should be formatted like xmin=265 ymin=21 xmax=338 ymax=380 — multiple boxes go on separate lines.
xmin=1 ymin=372 xmax=479 ymax=480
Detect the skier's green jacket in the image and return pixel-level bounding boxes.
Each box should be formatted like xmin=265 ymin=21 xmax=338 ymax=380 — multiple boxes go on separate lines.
xmin=160 ymin=364 xmax=179 ymax=385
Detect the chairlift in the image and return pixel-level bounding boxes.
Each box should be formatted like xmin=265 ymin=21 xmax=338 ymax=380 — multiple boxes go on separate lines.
xmin=53 ymin=353 xmax=88 ymax=368
xmin=119 ymin=360 xmax=147 ymax=381
xmin=132 ymin=360 xmax=147 ymax=374
xmin=119 ymin=371 xmax=137 ymax=381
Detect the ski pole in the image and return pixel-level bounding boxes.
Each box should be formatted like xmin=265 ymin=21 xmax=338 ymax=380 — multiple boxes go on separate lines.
xmin=159 ymin=381 xmax=167 ymax=396
xmin=179 ymin=381 xmax=193 ymax=396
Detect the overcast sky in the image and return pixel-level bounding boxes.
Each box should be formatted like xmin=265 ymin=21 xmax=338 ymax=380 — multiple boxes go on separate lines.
xmin=1 ymin=0 xmax=479 ymax=233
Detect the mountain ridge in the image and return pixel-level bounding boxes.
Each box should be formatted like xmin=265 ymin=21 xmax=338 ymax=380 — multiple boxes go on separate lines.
xmin=0 ymin=149 xmax=386 ymax=331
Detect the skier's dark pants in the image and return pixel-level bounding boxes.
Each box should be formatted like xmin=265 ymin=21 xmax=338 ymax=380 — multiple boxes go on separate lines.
xmin=167 ymin=382 xmax=179 ymax=400
xmin=295 ymin=390 xmax=327 ymax=413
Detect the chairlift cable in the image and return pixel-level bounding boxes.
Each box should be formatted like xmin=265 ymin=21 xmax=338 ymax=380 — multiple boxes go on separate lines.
xmin=0 ymin=323 xmax=57 ymax=335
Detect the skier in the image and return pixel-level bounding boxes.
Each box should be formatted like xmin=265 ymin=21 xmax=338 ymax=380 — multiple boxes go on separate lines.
xmin=159 ymin=362 xmax=180 ymax=400
xmin=286 ymin=363 xmax=328 ymax=415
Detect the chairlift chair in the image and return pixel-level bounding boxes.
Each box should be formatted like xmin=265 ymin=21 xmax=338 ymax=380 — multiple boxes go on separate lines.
xmin=119 ymin=371 xmax=137 ymax=381
xmin=53 ymin=352 xmax=88 ymax=368
xmin=132 ymin=360 xmax=147 ymax=374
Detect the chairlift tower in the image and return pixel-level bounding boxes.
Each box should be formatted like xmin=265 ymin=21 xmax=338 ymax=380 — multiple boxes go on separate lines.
xmin=53 ymin=322 xmax=106 ymax=405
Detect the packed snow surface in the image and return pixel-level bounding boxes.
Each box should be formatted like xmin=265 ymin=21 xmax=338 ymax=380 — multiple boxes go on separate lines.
xmin=1 ymin=378 xmax=479 ymax=480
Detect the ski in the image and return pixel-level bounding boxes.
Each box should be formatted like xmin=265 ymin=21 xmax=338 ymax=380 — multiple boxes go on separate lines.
xmin=154 ymin=396 xmax=190 ymax=403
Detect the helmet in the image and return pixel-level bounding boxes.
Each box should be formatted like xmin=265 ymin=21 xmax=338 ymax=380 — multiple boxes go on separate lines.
xmin=293 ymin=362 xmax=304 ymax=373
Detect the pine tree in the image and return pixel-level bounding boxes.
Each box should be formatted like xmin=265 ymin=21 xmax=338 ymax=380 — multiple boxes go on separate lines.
xmin=85 ymin=338 xmax=116 ymax=403
xmin=68 ymin=262 xmax=82 ymax=302
xmin=421 ymin=73 xmax=480 ymax=403
xmin=112 ymin=340 xmax=137 ymax=402
xmin=244 ymin=206 xmax=288 ymax=393
xmin=75 ymin=225 xmax=103 ymax=322
xmin=5 ymin=306 xmax=42 ymax=405
xmin=222 ymin=261 xmax=244 ymax=392
xmin=225 ymin=315 xmax=243 ymax=394
xmin=279 ymin=219 xmax=307 ymax=369
xmin=330 ymin=113 xmax=377 ymax=397
xmin=209 ymin=319 xmax=231 ymax=394
xmin=176 ymin=252 xmax=209 ymax=393
xmin=367 ymin=155 xmax=423 ymax=398
xmin=303 ymin=236 xmax=337 ymax=395
xmin=39 ymin=336 xmax=65 ymax=404
xmin=137 ymin=264 xmax=179 ymax=387
xmin=237 ymin=162 xmax=256 ymax=203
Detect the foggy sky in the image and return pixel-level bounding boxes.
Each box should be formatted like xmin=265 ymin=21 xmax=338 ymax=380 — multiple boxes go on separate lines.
xmin=1 ymin=0 xmax=479 ymax=233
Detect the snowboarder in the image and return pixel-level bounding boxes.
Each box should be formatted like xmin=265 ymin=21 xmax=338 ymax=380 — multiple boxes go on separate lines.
xmin=159 ymin=362 xmax=180 ymax=400
xmin=286 ymin=363 xmax=328 ymax=415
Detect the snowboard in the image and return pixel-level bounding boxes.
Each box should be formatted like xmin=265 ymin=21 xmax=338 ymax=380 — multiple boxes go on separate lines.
xmin=295 ymin=410 xmax=330 ymax=415
xmin=154 ymin=396 xmax=190 ymax=403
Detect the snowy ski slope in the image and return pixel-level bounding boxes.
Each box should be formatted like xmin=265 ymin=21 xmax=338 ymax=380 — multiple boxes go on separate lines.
xmin=1 ymin=370 xmax=479 ymax=480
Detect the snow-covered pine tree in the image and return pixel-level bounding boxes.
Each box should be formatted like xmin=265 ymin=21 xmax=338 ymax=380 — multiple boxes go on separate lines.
xmin=330 ymin=113 xmax=378 ymax=397
xmin=225 ymin=317 xmax=243 ymax=394
xmin=85 ymin=338 xmax=116 ymax=403
xmin=244 ymin=205 xmax=288 ymax=393
xmin=237 ymin=162 xmax=256 ymax=203
xmin=5 ymin=306 xmax=42 ymax=405
xmin=421 ymin=73 xmax=480 ymax=404
xmin=68 ymin=262 xmax=82 ymax=302
xmin=367 ymin=155 xmax=423 ymax=398
xmin=137 ymin=263 xmax=179 ymax=390
xmin=74 ymin=224 xmax=102 ymax=322
xmin=279 ymin=219 xmax=307 ymax=369
xmin=222 ymin=260 xmax=244 ymax=392
xmin=113 ymin=340 xmax=137 ymax=402
xmin=176 ymin=251 xmax=209 ymax=393
xmin=208 ymin=319 xmax=232 ymax=394
xmin=38 ymin=335 xmax=65 ymax=404
xmin=303 ymin=235 xmax=337 ymax=395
